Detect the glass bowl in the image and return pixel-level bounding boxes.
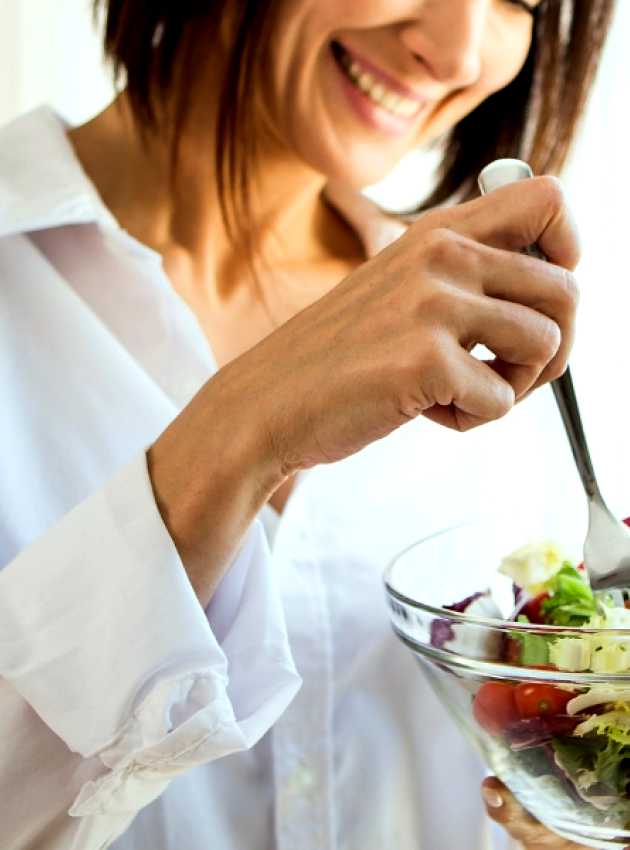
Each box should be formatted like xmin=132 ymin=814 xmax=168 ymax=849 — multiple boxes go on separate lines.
xmin=384 ymin=522 xmax=630 ymax=850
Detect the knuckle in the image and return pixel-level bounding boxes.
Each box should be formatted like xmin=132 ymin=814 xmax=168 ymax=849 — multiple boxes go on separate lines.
xmin=493 ymin=381 xmax=516 ymax=418
xmin=421 ymin=227 xmax=473 ymax=272
xmin=535 ymin=174 xmax=565 ymax=212
xmin=556 ymin=266 xmax=580 ymax=312
xmin=418 ymin=282 xmax=457 ymax=322
xmin=416 ymin=336 xmax=453 ymax=402
xmin=543 ymin=354 xmax=569 ymax=384
xmin=535 ymin=316 xmax=562 ymax=363
xmin=422 ymin=227 xmax=455 ymax=265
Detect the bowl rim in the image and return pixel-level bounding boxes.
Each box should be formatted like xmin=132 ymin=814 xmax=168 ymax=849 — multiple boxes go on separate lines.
xmin=383 ymin=524 xmax=630 ymax=635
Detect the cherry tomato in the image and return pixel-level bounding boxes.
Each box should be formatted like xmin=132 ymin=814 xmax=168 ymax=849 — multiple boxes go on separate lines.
xmin=472 ymin=682 xmax=519 ymax=736
xmin=519 ymin=593 xmax=550 ymax=624
xmin=513 ymin=683 xmax=572 ymax=718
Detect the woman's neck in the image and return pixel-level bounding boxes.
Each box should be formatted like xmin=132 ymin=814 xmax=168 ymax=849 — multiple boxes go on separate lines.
xmin=68 ymin=93 xmax=359 ymax=300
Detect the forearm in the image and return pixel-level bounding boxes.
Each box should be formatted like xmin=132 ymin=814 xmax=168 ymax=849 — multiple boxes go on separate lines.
xmin=147 ymin=360 xmax=285 ymax=608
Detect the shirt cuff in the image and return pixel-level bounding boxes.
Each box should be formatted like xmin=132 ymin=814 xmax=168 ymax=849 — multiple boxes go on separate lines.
xmin=0 ymin=451 xmax=301 ymax=818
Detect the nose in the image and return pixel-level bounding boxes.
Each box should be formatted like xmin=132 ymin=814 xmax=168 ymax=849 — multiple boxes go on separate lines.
xmin=400 ymin=0 xmax=484 ymax=88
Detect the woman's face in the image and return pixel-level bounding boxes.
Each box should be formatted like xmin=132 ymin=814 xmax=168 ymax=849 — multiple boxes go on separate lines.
xmin=262 ymin=0 xmax=542 ymax=187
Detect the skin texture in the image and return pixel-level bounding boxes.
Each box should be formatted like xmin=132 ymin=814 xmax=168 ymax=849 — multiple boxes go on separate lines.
xmin=69 ymin=2 xmax=580 ymax=845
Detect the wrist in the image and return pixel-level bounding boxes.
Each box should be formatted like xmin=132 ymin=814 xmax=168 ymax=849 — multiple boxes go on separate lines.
xmin=147 ymin=363 xmax=287 ymax=605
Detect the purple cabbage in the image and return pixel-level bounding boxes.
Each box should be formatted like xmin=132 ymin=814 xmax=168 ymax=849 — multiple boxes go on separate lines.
xmin=505 ymin=715 xmax=582 ymax=751
xmin=430 ymin=592 xmax=486 ymax=649
xmin=445 ymin=591 xmax=487 ymax=614
xmin=430 ymin=619 xmax=455 ymax=649
xmin=513 ymin=582 xmax=524 ymax=607
xmin=429 ymin=592 xmax=504 ymax=663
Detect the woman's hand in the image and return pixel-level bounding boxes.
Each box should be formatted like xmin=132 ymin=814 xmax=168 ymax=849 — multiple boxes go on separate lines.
xmin=247 ymin=175 xmax=578 ymax=472
xmin=149 ymin=176 xmax=579 ymax=604
xmin=481 ymin=778 xmax=619 ymax=849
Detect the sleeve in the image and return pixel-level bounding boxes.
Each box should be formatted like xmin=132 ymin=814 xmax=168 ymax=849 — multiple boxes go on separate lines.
xmin=0 ymin=450 xmax=301 ymax=824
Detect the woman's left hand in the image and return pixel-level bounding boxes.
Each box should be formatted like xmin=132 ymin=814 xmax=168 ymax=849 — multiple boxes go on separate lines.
xmin=481 ymin=778 xmax=598 ymax=849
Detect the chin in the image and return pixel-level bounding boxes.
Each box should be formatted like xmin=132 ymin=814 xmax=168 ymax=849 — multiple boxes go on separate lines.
xmin=301 ymin=136 xmax=414 ymax=190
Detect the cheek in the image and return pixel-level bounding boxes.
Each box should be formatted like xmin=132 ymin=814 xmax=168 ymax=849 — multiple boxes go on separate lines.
xmin=413 ymin=22 xmax=532 ymax=148
xmin=481 ymin=23 xmax=533 ymax=96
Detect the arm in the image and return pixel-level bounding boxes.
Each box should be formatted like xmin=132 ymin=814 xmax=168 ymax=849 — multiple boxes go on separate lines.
xmin=148 ymin=176 xmax=579 ymax=606
xmin=0 ymin=450 xmax=299 ymax=849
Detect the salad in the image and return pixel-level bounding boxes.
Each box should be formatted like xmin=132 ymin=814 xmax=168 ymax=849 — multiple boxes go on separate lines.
xmin=436 ymin=529 xmax=630 ymax=825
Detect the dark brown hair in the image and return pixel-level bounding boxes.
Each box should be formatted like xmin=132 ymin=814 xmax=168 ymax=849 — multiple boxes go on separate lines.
xmin=95 ymin=0 xmax=616 ymax=231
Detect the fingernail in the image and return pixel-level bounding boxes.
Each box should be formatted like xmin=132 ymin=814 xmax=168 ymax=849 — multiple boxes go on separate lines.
xmin=482 ymin=787 xmax=504 ymax=809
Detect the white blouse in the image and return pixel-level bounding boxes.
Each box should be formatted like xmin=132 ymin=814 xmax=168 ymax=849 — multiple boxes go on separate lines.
xmin=0 ymin=106 xmax=588 ymax=850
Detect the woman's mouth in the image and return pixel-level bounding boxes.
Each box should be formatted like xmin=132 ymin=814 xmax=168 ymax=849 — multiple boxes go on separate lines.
xmin=331 ymin=41 xmax=426 ymax=131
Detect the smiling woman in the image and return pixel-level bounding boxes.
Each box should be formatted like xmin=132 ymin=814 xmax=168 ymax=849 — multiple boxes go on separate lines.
xmin=0 ymin=2 xmax=620 ymax=850
xmin=96 ymin=0 xmax=612 ymax=232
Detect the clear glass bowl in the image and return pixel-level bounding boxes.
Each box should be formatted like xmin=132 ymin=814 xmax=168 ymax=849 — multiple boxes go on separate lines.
xmin=384 ymin=522 xmax=630 ymax=850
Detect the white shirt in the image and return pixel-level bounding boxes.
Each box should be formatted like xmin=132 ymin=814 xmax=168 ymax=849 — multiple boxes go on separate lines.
xmin=0 ymin=107 xmax=588 ymax=850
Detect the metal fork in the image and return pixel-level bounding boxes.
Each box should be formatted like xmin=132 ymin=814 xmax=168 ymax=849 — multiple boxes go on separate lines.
xmin=479 ymin=159 xmax=630 ymax=591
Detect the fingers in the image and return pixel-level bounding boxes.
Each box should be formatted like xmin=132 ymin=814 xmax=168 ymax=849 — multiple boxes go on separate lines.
xmin=472 ymin=243 xmax=578 ymax=388
xmin=433 ymin=176 xmax=581 ymax=271
xmin=422 ymin=344 xmax=516 ymax=431
xmin=416 ymin=228 xmax=577 ymax=391
xmin=481 ymin=778 xmax=583 ymax=849
xmin=461 ymin=294 xmax=561 ymax=399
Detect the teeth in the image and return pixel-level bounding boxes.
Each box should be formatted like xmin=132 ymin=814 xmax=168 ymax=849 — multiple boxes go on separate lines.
xmin=337 ymin=47 xmax=421 ymax=119
xmin=357 ymin=72 xmax=374 ymax=93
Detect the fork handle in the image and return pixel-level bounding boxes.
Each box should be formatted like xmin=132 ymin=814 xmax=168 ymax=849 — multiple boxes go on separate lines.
xmin=477 ymin=164 xmax=603 ymax=508
xmin=550 ymin=369 xmax=600 ymax=501
xmin=524 ymin=245 xmax=602 ymax=503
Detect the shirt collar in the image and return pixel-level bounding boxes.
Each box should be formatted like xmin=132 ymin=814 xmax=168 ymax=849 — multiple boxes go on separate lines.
xmin=0 ymin=105 xmax=405 ymax=256
xmin=0 ymin=106 xmax=119 ymax=240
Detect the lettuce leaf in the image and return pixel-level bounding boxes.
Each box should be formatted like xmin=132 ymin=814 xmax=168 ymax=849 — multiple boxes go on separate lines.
xmin=552 ymin=735 xmax=630 ymax=795
xmin=595 ymin=739 xmax=630 ymax=794
xmin=552 ymin=735 xmax=607 ymax=776
xmin=540 ymin=564 xmax=597 ymax=626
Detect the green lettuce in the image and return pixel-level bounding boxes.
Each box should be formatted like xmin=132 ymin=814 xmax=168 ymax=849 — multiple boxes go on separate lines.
xmin=540 ymin=564 xmax=597 ymax=626
xmin=596 ymin=739 xmax=630 ymax=794
xmin=553 ymin=735 xmax=630 ymax=796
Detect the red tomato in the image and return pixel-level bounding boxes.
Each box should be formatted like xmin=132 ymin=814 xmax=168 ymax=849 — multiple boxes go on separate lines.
xmin=473 ymin=683 xmax=519 ymax=736
xmin=519 ymin=593 xmax=550 ymax=624
xmin=514 ymin=683 xmax=572 ymax=718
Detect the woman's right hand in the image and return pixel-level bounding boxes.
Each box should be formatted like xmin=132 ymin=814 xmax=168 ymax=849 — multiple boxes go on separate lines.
xmin=148 ymin=176 xmax=579 ymax=603
xmin=245 ymin=174 xmax=579 ymax=470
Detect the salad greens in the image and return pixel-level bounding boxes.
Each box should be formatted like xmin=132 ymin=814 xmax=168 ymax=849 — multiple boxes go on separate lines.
xmin=539 ymin=564 xmax=598 ymax=627
xmin=467 ymin=538 xmax=630 ymax=825
xmin=553 ymin=735 xmax=630 ymax=797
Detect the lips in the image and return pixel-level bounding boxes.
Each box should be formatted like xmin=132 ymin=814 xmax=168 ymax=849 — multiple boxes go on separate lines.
xmin=331 ymin=41 xmax=426 ymax=119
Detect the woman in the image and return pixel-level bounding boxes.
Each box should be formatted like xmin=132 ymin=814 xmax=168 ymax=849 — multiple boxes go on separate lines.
xmin=0 ymin=1 xmax=615 ymax=849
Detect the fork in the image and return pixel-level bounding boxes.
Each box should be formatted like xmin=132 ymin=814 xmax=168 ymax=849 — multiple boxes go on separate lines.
xmin=478 ymin=159 xmax=630 ymax=591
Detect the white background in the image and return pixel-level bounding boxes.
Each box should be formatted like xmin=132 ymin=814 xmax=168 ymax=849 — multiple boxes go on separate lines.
xmin=2 ymin=0 xmax=630 ymax=519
